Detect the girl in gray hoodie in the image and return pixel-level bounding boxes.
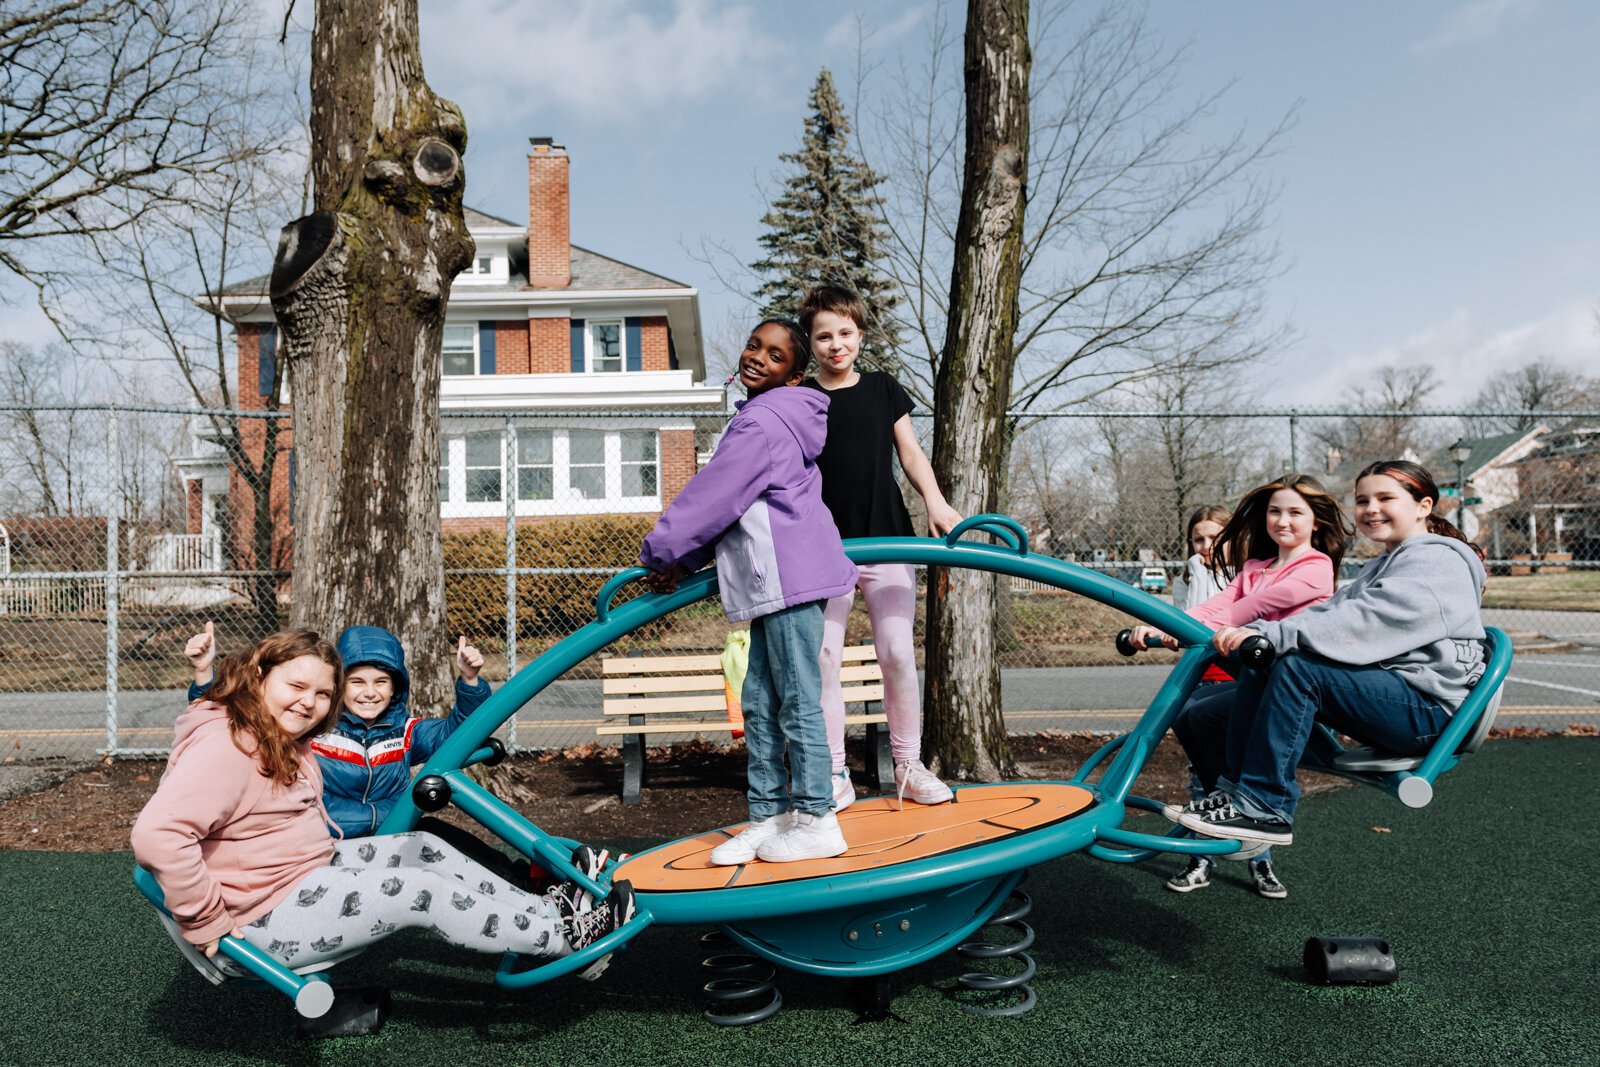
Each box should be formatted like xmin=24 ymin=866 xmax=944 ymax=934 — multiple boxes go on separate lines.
xmin=1172 ymin=461 xmax=1490 ymax=847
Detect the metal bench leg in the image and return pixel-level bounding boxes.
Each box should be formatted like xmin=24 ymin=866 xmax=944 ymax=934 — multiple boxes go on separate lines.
xmin=622 ymin=717 xmax=645 ymax=806
xmin=867 ymin=714 xmax=893 ymax=791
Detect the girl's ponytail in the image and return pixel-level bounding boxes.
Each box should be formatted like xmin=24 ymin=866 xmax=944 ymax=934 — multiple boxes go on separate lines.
xmin=1425 ymin=513 xmax=1487 ymax=560
xmin=1356 ymin=460 xmax=1486 ymax=560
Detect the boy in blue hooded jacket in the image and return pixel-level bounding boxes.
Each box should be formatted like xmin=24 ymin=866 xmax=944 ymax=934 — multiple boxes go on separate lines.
xmin=183 ymin=621 xmax=491 ymax=838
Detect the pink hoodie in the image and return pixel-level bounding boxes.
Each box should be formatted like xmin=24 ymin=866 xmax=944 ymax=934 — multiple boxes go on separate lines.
xmin=1188 ymin=550 xmax=1335 ymax=629
xmin=131 ymin=701 xmax=334 ymax=945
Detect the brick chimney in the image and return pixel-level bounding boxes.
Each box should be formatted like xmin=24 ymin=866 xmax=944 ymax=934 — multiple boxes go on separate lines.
xmin=526 ymin=137 xmax=571 ymax=289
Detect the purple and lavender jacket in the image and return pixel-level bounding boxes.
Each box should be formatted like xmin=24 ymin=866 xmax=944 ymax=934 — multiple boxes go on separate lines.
xmin=639 ymin=386 xmax=857 ymax=622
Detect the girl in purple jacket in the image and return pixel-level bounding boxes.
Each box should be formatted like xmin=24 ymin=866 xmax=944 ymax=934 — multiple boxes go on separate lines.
xmin=639 ymin=319 xmax=858 ymax=866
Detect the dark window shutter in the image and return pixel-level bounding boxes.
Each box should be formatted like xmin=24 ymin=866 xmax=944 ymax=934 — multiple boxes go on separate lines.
xmin=478 ymin=322 xmax=497 ymax=375
xmin=625 ymin=317 xmax=642 ymax=372
xmin=259 ymin=324 xmax=277 ymax=396
xmin=668 ymin=329 xmax=679 ymax=371
xmin=570 ymin=318 xmax=585 ymax=372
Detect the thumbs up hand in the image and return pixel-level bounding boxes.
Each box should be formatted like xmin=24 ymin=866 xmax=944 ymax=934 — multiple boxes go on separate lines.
xmin=185 ymin=621 xmax=218 ymax=683
xmin=455 ymin=634 xmax=484 ymax=683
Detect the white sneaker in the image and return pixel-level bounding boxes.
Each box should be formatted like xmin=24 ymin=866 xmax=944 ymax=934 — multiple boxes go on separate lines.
xmin=755 ymin=811 xmax=848 ymax=863
xmin=709 ymin=814 xmax=790 ymax=866
xmin=832 ymin=770 xmax=856 ymax=812
xmin=894 ymin=759 xmax=954 ymax=806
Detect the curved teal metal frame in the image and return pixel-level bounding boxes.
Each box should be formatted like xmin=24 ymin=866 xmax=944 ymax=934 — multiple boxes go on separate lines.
xmin=136 ymin=514 xmax=1511 ymax=999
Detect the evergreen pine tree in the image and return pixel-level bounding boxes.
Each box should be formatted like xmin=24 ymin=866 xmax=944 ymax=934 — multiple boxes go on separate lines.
xmin=752 ymin=69 xmax=902 ymax=368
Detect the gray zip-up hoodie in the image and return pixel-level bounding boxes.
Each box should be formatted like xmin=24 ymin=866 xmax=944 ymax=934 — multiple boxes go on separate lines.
xmin=1250 ymin=534 xmax=1488 ymax=711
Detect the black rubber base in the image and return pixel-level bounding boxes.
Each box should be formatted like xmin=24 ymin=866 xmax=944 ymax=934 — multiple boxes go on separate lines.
xmin=1303 ymin=937 xmax=1399 ymax=986
xmin=852 ymin=975 xmax=907 ymax=1024
xmin=296 ymin=986 xmax=392 ymax=1039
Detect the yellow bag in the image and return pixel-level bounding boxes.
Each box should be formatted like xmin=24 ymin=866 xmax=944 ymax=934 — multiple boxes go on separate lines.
xmin=719 ymin=629 xmax=750 ymax=739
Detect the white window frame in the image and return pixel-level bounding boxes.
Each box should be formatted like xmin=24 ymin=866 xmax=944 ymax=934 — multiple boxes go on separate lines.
xmin=442 ymin=322 xmax=482 ymax=377
xmin=585 ymin=319 xmax=626 ymax=374
xmin=439 ymin=425 xmax=662 ymax=517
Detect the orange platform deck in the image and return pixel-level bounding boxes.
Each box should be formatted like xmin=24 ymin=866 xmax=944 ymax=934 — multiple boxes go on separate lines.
xmin=615 ymin=782 xmax=1096 ymax=893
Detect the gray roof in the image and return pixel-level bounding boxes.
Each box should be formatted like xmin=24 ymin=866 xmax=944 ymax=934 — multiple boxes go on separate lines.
xmin=213 ymin=242 xmax=688 ymax=298
xmin=1422 ymin=430 xmax=1532 ymax=485
xmin=464 ymin=205 xmax=522 ymax=228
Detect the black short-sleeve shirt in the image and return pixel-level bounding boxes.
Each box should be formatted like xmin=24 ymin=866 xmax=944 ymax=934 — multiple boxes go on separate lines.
xmin=802 ymin=371 xmax=917 ymax=539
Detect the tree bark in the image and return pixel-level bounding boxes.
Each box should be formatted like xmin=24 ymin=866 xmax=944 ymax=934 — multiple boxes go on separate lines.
xmin=273 ymin=1 xmax=472 ymax=712
xmin=924 ymin=0 xmax=1029 ymax=781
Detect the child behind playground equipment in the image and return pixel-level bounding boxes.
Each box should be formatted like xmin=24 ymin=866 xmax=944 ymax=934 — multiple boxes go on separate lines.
xmin=1171 ymin=460 xmax=1491 ymax=849
xmin=1130 ymin=475 xmax=1352 ymax=898
xmin=133 ymin=629 xmax=633 ymax=974
xmin=1170 ymin=504 xmax=1232 ymax=613
xmin=799 ymin=284 xmax=962 ymax=812
xmin=638 ymin=318 xmax=858 ymax=866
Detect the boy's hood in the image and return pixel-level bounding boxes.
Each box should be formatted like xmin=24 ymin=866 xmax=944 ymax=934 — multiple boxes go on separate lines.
xmin=335 ymin=625 xmax=412 ymax=713
xmin=737 ymin=386 xmax=830 ymax=463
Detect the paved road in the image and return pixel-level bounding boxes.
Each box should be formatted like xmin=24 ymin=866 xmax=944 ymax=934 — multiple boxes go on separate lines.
xmin=4 ymin=647 xmax=1596 ymax=760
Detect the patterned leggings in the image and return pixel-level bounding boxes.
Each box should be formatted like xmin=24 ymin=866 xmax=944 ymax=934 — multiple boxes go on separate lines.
xmin=238 ymin=831 xmax=567 ymax=969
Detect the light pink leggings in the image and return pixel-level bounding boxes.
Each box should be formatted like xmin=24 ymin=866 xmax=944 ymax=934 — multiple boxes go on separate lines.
xmin=821 ymin=562 xmax=922 ymax=771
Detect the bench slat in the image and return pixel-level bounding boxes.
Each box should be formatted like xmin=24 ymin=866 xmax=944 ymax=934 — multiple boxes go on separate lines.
xmin=604 ymin=675 xmax=724 ymax=695
xmin=602 ymin=664 xmax=879 ymax=696
xmin=602 ymin=683 xmax=884 ymax=716
xmin=602 ymin=693 xmax=727 ymax=716
xmin=603 ymin=654 xmax=723 ymax=675
xmin=599 ymin=712 xmax=887 ymax=737
xmin=602 ymin=645 xmax=880 ymax=676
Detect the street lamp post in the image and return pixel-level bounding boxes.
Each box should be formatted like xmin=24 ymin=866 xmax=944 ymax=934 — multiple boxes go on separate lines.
xmin=1449 ymin=439 xmax=1472 ymax=529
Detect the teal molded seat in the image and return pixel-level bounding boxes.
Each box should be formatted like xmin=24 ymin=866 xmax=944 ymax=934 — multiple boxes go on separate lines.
xmin=1301 ymin=627 xmax=1512 ymax=808
xmin=133 ymin=865 xmax=357 ymax=1019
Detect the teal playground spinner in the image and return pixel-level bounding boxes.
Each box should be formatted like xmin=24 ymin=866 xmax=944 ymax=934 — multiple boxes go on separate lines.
xmin=133 ymin=515 xmax=1513 ymax=1026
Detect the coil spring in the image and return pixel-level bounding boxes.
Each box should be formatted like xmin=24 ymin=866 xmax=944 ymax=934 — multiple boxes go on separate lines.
xmin=954 ymin=888 xmax=1038 ymax=1017
xmin=699 ymin=931 xmax=782 ymax=1026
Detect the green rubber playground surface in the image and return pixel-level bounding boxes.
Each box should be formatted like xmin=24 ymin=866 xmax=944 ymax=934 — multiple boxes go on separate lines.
xmin=1 ymin=738 xmax=1594 ymax=1066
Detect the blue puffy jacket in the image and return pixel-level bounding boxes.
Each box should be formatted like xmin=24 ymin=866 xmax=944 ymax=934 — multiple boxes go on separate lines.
xmin=189 ymin=625 xmax=490 ymax=838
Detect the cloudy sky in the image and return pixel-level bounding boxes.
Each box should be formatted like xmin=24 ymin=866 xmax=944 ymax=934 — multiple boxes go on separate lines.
xmin=7 ymin=0 xmax=1597 ymax=407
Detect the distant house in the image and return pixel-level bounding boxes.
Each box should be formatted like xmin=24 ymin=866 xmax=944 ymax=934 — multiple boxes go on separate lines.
xmin=177 ymin=139 xmax=722 ymax=566
xmin=1420 ymin=427 xmax=1550 ymax=549
xmin=1508 ymin=418 xmax=1600 ymax=560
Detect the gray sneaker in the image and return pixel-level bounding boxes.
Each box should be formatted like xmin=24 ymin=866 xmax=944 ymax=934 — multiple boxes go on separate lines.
xmin=1250 ymin=858 xmax=1288 ymax=900
xmin=1165 ymin=855 xmax=1214 ymax=893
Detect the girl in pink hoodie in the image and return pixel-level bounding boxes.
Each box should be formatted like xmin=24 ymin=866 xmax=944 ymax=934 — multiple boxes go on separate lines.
xmin=132 ymin=630 xmax=632 ymax=975
xmin=1124 ymin=474 xmax=1352 ymax=898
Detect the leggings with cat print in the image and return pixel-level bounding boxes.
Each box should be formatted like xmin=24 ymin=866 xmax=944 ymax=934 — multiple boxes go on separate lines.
xmin=237 ymin=831 xmax=568 ymax=969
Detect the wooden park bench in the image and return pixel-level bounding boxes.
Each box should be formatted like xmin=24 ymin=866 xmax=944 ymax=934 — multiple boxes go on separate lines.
xmin=597 ymin=644 xmax=891 ymax=805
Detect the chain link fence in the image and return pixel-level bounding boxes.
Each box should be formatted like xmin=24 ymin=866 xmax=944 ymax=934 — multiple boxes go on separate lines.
xmin=2 ymin=402 xmax=1596 ymax=765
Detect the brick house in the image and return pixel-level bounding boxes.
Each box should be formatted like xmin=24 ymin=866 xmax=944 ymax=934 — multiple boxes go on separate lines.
xmin=179 ymin=139 xmax=721 ymax=566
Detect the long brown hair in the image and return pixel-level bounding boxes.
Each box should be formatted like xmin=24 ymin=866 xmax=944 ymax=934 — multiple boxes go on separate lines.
xmin=1355 ymin=460 xmax=1485 ymax=559
xmin=1186 ymin=504 xmax=1234 ymax=569
xmin=1210 ymin=473 xmax=1353 ymax=581
xmin=210 ymin=630 xmax=343 ymax=787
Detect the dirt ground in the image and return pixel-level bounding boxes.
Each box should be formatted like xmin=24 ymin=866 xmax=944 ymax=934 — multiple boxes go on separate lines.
xmin=0 ymin=732 xmax=1252 ymax=851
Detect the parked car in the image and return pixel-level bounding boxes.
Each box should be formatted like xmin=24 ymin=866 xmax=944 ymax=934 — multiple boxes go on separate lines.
xmin=1139 ymin=567 xmax=1168 ymax=593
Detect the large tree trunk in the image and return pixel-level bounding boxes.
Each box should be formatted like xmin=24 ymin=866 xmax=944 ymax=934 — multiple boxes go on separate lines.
xmin=272 ymin=1 xmax=472 ymax=712
xmin=924 ymin=0 xmax=1030 ymax=782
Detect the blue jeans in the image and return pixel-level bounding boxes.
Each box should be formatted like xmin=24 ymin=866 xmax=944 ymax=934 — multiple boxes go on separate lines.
xmin=1219 ymin=652 xmax=1452 ymax=825
xmin=1171 ymin=680 xmax=1238 ymax=799
xmin=743 ymin=600 xmax=832 ymax=820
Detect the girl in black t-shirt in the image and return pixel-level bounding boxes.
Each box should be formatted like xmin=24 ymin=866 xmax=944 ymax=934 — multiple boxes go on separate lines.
xmin=799 ymin=285 xmax=962 ymax=810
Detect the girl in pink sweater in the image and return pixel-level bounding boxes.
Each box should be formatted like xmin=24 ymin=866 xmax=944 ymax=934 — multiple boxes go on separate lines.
xmin=1127 ymin=474 xmax=1352 ymax=898
xmin=132 ymin=630 xmax=632 ymax=976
